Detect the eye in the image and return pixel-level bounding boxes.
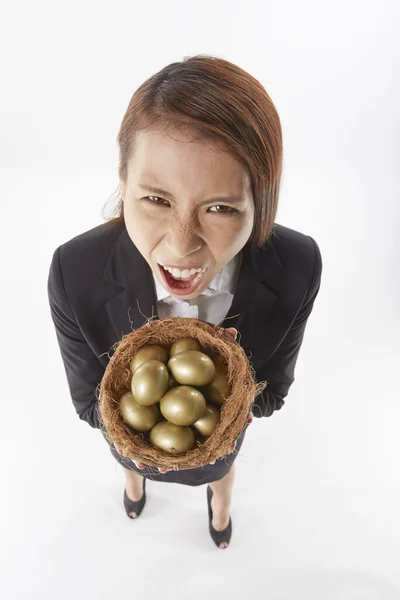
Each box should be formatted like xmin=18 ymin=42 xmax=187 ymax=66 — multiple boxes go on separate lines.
xmin=143 ymin=196 xmax=239 ymax=215
xmin=145 ymin=195 xmax=170 ymax=206
xmin=208 ymin=205 xmax=239 ymax=215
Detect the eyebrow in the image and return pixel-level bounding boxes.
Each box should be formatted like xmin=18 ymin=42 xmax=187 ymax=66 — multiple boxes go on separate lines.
xmin=137 ymin=183 xmax=245 ymax=204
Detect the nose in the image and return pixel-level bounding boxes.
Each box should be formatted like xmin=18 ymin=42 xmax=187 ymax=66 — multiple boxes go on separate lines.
xmin=165 ymin=223 xmax=203 ymax=257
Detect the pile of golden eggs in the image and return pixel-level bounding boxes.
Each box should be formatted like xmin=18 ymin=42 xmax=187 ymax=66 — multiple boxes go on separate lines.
xmin=119 ymin=337 xmax=231 ymax=455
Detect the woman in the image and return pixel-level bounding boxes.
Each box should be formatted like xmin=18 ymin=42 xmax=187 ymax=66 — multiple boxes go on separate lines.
xmin=47 ymin=55 xmax=323 ymax=550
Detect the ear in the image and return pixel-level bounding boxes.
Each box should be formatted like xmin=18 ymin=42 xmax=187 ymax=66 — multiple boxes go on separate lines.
xmin=119 ymin=180 xmax=126 ymax=201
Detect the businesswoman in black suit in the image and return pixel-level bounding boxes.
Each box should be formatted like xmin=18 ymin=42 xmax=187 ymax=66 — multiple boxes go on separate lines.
xmin=47 ymin=55 xmax=322 ymax=550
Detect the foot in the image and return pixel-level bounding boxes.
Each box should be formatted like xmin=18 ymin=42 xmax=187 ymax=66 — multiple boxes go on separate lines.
xmin=125 ymin=476 xmax=144 ymax=518
xmin=210 ymin=491 xmax=231 ymax=549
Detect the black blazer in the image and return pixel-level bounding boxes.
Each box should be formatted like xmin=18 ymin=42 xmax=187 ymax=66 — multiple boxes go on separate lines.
xmin=47 ymin=220 xmax=322 ymax=480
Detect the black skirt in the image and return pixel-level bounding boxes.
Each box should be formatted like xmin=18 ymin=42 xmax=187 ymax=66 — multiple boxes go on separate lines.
xmin=102 ymin=425 xmax=248 ymax=486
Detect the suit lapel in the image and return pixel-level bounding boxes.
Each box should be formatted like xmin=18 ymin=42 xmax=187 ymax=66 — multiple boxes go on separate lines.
xmin=104 ymin=225 xmax=283 ymax=371
xmin=219 ymin=244 xmax=282 ymax=369
xmin=103 ymin=227 xmax=159 ymax=340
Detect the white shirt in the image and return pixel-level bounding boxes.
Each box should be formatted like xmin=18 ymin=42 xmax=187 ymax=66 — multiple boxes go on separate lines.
xmin=152 ymin=252 xmax=242 ymax=326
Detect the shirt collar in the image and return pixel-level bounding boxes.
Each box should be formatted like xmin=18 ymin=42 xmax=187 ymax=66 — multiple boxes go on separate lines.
xmin=152 ymin=252 xmax=242 ymax=303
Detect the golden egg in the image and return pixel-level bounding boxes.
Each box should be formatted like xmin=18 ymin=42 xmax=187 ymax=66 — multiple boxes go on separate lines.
xmin=160 ymin=385 xmax=207 ymax=426
xmin=131 ymin=359 xmax=169 ymax=406
xmin=119 ymin=391 xmax=160 ymax=432
xmin=192 ymin=404 xmax=221 ymax=437
xmin=149 ymin=421 xmax=196 ymax=455
xmin=168 ymin=350 xmax=216 ymax=387
xmin=130 ymin=344 xmax=168 ymax=373
xmin=200 ymin=368 xmax=231 ymax=406
xmin=169 ymin=337 xmax=201 ymax=357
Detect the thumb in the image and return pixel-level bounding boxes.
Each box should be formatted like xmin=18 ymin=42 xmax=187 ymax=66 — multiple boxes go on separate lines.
xmin=224 ymin=327 xmax=238 ymax=340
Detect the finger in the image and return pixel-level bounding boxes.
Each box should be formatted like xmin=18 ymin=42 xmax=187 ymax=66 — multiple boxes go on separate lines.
xmin=132 ymin=459 xmax=145 ymax=469
xmin=247 ymin=411 xmax=254 ymax=424
xmin=158 ymin=466 xmax=169 ymax=473
xmin=229 ymin=440 xmax=237 ymax=454
xmin=224 ymin=327 xmax=238 ymax=340
xmin=209 ymin=458 xmax=217 ymax=465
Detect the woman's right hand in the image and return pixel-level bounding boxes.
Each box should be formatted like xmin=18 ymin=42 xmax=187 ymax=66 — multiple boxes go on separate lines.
xmin=113 ymin=443 xmax=173 ymax=472
xmin=132 ymin=459 xmax=172 ymax=473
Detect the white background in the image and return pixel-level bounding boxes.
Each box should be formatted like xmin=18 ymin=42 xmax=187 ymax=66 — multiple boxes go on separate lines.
xmin=1 ymin=0 xmax=399 ymax=598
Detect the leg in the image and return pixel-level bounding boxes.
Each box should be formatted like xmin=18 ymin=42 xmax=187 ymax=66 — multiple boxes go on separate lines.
xmin=122 ymin=465 xmax=145 ymax=518
xmin=208 ymin=463 xmax=236 ymax=548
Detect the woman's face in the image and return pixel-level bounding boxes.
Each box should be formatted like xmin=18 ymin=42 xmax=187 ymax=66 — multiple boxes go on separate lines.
xmin=120 ymin=128 xmax=255 ymax=300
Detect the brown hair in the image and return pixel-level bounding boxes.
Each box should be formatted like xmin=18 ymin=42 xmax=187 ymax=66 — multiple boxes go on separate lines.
xmin=102 ymin=54 xmax=283 ymax=248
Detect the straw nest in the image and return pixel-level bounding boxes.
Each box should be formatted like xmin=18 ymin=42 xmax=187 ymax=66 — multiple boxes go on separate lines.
xmin=97 ymin=317 xmax=267 ymax=470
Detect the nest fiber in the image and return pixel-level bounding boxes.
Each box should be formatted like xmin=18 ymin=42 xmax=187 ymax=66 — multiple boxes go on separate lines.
xmin=98 ymin=317 xmax=267 ymax=470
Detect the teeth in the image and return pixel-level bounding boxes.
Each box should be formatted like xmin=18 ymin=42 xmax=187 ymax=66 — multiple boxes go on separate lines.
xmin=192 ymin=271 xmax=204 ymax=285
xmin=161 ymin=265 xmax=206 ymax=279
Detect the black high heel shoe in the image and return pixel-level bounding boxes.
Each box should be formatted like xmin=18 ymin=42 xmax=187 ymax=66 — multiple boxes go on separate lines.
xmin=124 ymin=477 xmax=147 ymax=519
xmin=207 ymin=485 xmax=232 ymax=548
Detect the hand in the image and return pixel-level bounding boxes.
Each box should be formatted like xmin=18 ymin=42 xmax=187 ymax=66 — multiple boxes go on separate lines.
xmin=133 ymin=460 xmax=173 ymax=473
xmin=113 ymin=443 xmax=174 ymax=473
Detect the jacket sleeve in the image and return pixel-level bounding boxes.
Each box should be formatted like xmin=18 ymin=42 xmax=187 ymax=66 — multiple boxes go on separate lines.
xmin=47 ymin=245 xmax=105 ymax=430
xmin=252 ymin=236 xmax=323 ymax=418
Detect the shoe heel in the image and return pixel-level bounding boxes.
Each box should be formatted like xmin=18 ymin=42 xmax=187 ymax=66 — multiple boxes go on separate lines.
xmin=124 ymin=477 xmax=147 ymax=519
xmin=206 ymin=485 xmax=232 ymax=548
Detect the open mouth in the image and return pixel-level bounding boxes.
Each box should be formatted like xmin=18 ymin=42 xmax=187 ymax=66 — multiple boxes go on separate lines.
xmin=158 ymin=264 xmax=208 ymax=296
